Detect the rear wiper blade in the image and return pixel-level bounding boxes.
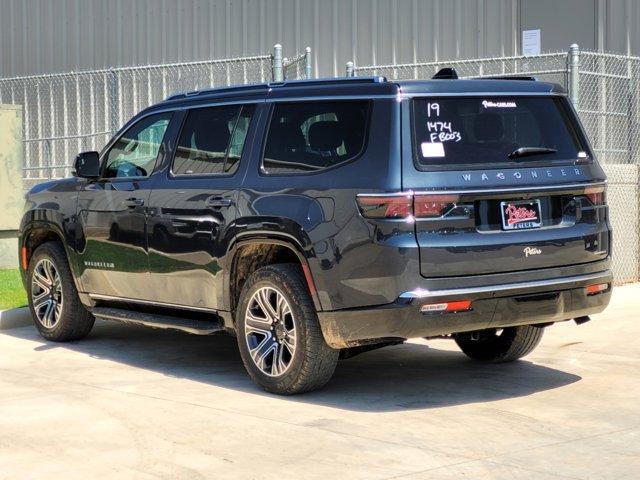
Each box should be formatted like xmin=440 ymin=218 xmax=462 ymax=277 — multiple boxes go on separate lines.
xmin=508 ymin=147 xmax=558 ymax=159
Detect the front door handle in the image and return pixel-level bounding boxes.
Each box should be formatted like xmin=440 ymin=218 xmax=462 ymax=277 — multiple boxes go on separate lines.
xmin=205 ymin=196 xmax=233 ymax=208
xmin=122 ymin=197 xmax=145 ymax=208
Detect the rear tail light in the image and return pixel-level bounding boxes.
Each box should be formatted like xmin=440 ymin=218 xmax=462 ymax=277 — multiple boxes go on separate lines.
xmin=585 ymin=283 xmax=608 ymax=295
xmin=357 ymin=192 xmax=460 ymax=219
xmin=356 ymin=194 xmax=413 ymax=219
xmin=414 ymin=194 xmax=459 ymax=218
xmin=583 ymin=185 xmax=606 ymax=206
xmin=420 ymin=300 xmax=472 ymax=313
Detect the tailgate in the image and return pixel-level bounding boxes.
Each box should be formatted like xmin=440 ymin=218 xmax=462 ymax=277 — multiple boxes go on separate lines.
xmin=413 ymin=184 xmax=609 ymax=278
xmin=404 ymin=94 xmax=609 ymax=278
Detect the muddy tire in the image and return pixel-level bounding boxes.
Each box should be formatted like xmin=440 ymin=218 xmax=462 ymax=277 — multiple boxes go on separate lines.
xmin=454 ymin=325 xmax=544 ymax=362
xmin=235 ymin=264 xmax=339 ymax=395
xmin=27 ymin=242 xmax=95 ymax=342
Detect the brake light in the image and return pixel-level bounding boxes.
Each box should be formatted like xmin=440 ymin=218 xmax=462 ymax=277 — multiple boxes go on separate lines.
xmin=584 ymin=185 xmax=606 ymax=206
xmin=357 ymin=192 xmax=459 ymax=219
xmin=414 ymin=194 xmax=459 ymax=218
xmin=356 ymin=194 xmax=413 ymax=219
xmin=420 ymin=300 xmax=472 ymax=313
xmin=586 ymin=283 xmax=608 ymax=295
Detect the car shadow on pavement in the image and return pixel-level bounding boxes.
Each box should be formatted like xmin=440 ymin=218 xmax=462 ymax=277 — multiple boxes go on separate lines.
xmin=5 ymin=320 xmax=581 ymax=412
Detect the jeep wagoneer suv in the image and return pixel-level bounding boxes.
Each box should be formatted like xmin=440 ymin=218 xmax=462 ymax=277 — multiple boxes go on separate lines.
xmin=19 ymin=74 xmax=612 ymax=394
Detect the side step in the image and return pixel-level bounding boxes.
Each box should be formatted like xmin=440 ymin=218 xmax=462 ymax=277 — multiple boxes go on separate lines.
xmin=91 ymin=307 xmax=225 ymax=335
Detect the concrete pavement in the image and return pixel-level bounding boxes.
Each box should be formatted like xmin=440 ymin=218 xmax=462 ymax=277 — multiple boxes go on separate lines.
xmin=0 ymin=285 xmax=639 ymax=479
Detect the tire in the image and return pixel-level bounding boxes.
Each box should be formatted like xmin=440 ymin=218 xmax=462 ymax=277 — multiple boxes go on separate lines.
xmin=27 ymin=241 xmax=95 ymax=342
xmin=453 ymin=325 xmax=544 ymax=362
xmin=235 ymin=264 xmax=339 ymax=395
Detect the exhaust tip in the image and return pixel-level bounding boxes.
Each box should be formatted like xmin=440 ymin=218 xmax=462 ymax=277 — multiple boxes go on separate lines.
xmin=574 ymin=315 xmax=591 ymax=325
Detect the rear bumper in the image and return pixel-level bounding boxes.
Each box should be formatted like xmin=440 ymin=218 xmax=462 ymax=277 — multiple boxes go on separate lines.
xmin=317 ymin=270 xmax=612 ymax=348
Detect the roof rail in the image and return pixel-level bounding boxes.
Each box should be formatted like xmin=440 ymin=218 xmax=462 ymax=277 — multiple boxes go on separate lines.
xmin=475 ymin=75 xmax=537 ymax=81
xmin=164 ymin=76 xmax=387 ymax=101
xmin=164 ymin=82 xmax=269 ymax=101
xmin=269 ymin=76 xmax=387 ymax=87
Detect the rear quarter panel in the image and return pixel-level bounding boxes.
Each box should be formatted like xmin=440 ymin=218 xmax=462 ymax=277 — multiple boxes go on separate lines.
xmin=235 ymin=98 xmax=418 ymax=311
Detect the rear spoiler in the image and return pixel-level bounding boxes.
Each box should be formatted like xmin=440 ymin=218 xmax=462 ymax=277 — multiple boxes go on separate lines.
xmin=432 ymin=67 xmax=537 ymax=82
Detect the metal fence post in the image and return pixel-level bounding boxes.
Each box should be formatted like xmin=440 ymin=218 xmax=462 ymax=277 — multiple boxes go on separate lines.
xmin=273 ymin=44 xmax=284 ymax=82
xmin=305 ymin=47 xmax=313 ymax=79
xmin=108 ymin=68 xmax=118 ymax=134
xmin=568 ymin=44 xmax=580 ymax=107
xmin=346 ymin=61 xmax=354 ymax=77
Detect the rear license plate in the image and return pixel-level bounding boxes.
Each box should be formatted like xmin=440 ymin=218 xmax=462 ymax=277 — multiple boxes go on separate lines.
xmin=500 ymin=199 xmax=542 ymax=230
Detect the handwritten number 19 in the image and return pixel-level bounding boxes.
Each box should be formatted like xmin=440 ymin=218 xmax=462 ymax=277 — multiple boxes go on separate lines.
xmin=427 ymin=102 xmax=440 ymax=118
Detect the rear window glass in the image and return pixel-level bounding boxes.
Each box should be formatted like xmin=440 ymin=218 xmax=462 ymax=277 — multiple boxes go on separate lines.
xmin=412 ymin=97 xmax=587 ymax=169
xmin=262 ymin=100 xmax=369 ymax=174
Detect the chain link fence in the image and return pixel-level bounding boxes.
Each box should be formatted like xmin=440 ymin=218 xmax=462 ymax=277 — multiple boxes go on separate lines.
xmin=348 ymin=52 xmax=570 ymax=88
xmin=283 ymin=48 xmax=312 ymax=83
xmin=349 ymin=46 xmax=640 ymax=284
xmin=0 ymin=45 xmax=312 ymax=186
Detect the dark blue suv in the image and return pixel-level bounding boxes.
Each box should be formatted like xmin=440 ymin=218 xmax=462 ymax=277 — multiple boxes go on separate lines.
xmin=19 ymin=76 xmax=612 ymax=394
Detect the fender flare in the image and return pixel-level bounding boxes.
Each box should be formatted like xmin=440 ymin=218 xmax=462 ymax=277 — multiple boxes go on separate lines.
xmin=20 ymin=218 xmax=83 ymax=293
xmin=224 ymin=232 xmax=321 ymax=313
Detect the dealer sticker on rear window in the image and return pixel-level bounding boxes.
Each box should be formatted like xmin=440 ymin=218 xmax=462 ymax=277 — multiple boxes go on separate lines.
xmin=482 ymin=100 xmax=517 ymax=108
xmin=421 ymin=142 xmax=445 ymax=158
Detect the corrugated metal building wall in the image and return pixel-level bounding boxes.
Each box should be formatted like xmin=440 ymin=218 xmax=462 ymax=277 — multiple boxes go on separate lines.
xmin=1 ymin=0 xmax=639 ymax=78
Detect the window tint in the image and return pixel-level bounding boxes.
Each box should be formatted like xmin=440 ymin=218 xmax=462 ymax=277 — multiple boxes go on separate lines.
xmin=263 ymin=101 xmax=369 ymax=174
xmin=103 ymin=113 xmax=172 ymax=178
xmin=172 ymin=104 xmax=254 ymax=176
xmin=412 ymin=97 xmax=587 ymax=169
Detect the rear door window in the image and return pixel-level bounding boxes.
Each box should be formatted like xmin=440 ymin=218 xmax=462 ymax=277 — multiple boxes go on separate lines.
xmin=262 ymin=100 xmax=370 ymax=174
xmin=172 ymin=104 xmax=255 ymax=176
xmin=412 ymin=97 xmax=587 ymax=169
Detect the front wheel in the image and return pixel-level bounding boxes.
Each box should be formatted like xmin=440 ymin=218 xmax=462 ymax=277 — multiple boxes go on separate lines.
xmin=27 ymin=242 xmax=95 ymax=342
xmin=235 ymin=264 xmax=339 ymax=395
xmin=454 ymin=325 xmax=544 ymax=362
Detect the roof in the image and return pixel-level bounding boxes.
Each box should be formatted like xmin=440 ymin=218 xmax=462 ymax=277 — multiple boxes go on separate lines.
xmin=145 ymin=76 xmax=565 ymax=116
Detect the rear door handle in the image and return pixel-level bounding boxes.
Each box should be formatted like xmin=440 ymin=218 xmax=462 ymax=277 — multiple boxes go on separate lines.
xmin=122 ymin=197 xmax=144 ymax=208
xmin=205 ymin=196 xmax=233 ymax=208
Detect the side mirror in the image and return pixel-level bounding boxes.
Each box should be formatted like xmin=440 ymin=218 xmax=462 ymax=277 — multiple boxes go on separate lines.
xmin=73 ymin=151 xmax=100 ymax=179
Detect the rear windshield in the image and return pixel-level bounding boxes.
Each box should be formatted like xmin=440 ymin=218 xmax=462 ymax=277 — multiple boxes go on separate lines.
xmin=412 ymin=97 xmax=588 ymax=169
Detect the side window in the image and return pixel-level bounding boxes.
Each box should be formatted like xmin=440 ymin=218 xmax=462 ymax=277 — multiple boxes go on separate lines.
xmin=172 ymin=104 xmax=255 ymax=176
xmin=262 ymin=100 xmax=369 ymax=174
xmin=103 ymin=113 xmax=172 ymax=179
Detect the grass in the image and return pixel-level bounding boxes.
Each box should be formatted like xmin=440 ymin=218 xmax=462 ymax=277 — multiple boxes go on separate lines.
xmin=0 ymin=269 xmax=27 ymax=310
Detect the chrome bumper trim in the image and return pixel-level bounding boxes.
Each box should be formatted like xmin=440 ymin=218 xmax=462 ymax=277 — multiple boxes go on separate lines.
xmin=399 ymin=270 xmax=612 ymax=299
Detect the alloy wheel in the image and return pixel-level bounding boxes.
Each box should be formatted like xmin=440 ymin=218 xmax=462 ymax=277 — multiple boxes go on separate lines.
xmin=31 ymin=258 xmax=63 ymax=329
xmin=244 ymin=287 xmax=297 ymax=377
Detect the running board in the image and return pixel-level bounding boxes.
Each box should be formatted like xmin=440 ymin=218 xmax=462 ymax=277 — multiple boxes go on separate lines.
xmin=91 ymin=307 xmax=225 ymax=335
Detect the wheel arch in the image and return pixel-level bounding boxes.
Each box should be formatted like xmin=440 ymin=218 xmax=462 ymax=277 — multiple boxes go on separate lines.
xmin=20 ymin=220 xmax=82 ymax=293
xmin=226 ymin=235 xmax=320 ymax=318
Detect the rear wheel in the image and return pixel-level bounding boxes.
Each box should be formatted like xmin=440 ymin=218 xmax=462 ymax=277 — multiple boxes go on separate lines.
xmin=27 ymin=242 xmax=95 ymax=342
xmin=235 ymin=264 xmax=339 ymax=395
xmin=454 ymin=325 xmax=544 ymax=362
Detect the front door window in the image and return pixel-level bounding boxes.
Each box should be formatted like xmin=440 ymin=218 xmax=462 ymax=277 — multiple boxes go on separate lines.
xmin=103 ymin=113 xmax=172 ymax=178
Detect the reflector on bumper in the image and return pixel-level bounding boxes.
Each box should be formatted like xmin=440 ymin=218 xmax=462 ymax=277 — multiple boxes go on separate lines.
xmin=420 ymin=300 xmax=472 ymax=313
